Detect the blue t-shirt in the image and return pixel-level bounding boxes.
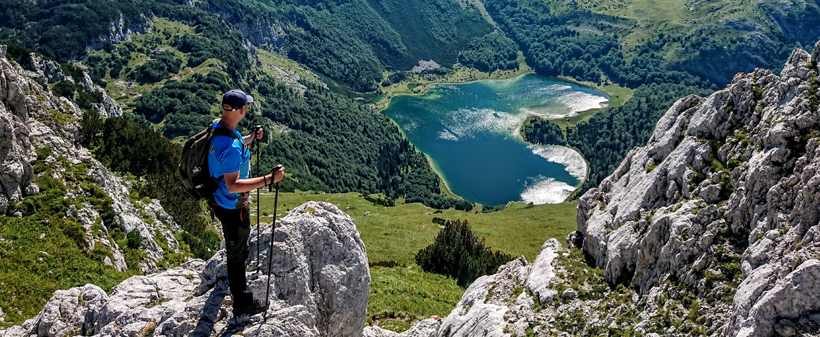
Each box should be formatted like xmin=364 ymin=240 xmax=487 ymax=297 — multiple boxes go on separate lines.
xmin=208 ymin=121 xmax=251 ymax=209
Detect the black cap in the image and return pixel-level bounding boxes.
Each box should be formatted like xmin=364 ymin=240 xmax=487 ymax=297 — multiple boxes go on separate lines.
xmin=221 ymin=89 xmax=254 ymax=111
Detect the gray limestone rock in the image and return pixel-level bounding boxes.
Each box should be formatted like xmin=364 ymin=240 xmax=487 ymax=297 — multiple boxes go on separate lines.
xmin=732 ymin=260 xmax=820 ymax=336
xmin=574 ymin=43 xmax=820 ymax=335
xmin=437 ymin=240 xmax=564 ymax=337
xmin=362 ymin=317 xmax=442 ymax=337
xmin=524 ymin=238 xmax=562 ymax=304
xmin=87 ymin=14 xmax=150 ymax=51
xmin=2 ymin=202 xmax=370 ymax=337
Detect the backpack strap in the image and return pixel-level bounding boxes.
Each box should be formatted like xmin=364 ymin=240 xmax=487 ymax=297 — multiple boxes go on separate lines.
xmin=209 ymin=125 xmax=245 ymax=186
xmin=210 ymin=123 xmax=246 ymax=150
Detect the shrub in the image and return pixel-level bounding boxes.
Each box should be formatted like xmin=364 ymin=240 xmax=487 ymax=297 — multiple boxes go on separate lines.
xmin=415 ymin=219 xmax=513 ymax=287
xmin=130 ymin=51 xmax=183 ymax=84
xmin=126 ymin=230 xmax=141 ymax=249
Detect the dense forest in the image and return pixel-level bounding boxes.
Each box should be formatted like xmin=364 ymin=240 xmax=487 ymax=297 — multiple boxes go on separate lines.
xmin=0 ymin=0 xmax=154 ymax=62
xmin=187 ymin=0 xmax=495 ymax=91
xmin=134 ymin=72 xmax=231 ymax=137
xmin=522 ymin=118 xmax=566 ymax=146
xmin=0 ymin=0 xmax=495 ymax=91
xmin=457 ymin=31 xmax=519 ymax=72
xmin=130 ymin=50 xmax=183 ymax=84
xmin=483 ymin=0 xmax=709 ymax=88
xmin=486 ymin=0 xmax=819 ymax=196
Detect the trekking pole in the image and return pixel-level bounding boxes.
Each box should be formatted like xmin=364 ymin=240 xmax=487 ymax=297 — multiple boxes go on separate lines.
xmin=251 ymin=125 xmax=262 ymax=269
xmin=264 ymin=164 xmax=282 ymax=321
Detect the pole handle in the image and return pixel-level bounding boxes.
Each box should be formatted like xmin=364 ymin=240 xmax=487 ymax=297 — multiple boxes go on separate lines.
xmin=269 ymin=164 xmax=283 ymax=192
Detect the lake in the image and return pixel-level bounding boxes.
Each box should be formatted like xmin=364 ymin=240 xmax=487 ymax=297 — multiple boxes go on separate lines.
xmin=383 ymin=74 xmax=609 ymax=206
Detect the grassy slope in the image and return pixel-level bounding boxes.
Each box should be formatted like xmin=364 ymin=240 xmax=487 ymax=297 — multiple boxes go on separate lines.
xmin=0 ymin=217 xmax=139 ymax=328
xmin=256 ymin=48 xmax=321 ymax=85
xmin=250 ymin=191 xmax=577 ymax=328
xmin=543 ymin=0 xmax=795 ymax=60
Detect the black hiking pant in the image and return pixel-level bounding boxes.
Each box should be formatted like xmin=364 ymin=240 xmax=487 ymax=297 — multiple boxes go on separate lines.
xmin=210 ymin=203 xmax=253 ymax=306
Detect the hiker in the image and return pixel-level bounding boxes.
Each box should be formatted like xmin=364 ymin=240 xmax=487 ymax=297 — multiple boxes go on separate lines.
xmin=209 ymin=89 xmax=284 ymax=316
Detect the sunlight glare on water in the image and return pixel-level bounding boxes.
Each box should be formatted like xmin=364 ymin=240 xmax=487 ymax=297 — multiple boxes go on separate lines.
xmin=383 ymin=74 xmax=607 ymax=206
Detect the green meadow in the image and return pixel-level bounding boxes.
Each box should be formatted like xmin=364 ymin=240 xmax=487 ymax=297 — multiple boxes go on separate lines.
xmin=251 ymin=191 xmax=577 ymax=330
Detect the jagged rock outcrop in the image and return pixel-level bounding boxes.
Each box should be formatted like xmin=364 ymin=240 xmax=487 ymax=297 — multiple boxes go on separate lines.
xmin=375 ymin=41 xmax=820 ymax=337
xmin=0 ymin=202 xmax=371 ymax=337
xmin=87 ymin=14 xmax=150 ymax=53
xmin=573 ymin=40 xmax=820 ymax=336
xmin=22 ymin=53 xmax=122 ymax=118
xmin=363 ymin=317 xmax=443 ymax=337
xmin=0 ymin=45 xmax=177 ymax=273
xmin=206 ymin=9 xmax=288 ymax=53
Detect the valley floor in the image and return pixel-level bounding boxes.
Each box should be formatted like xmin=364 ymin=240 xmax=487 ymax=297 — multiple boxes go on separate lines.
xmin=250 ymin=191 xmax=578 ymax=331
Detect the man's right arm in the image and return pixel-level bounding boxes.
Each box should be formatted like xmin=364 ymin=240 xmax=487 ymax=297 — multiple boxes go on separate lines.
xmin=223 ymin=168 xmax=284 ymax=194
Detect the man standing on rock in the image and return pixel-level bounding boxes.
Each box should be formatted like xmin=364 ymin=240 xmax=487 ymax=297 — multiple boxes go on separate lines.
xmin=209 ymin=89 xmax=284 ymax=316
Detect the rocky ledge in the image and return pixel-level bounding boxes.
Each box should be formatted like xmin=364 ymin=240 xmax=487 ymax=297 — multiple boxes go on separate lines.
xmin=0 ymin=201 xmax=370 ymax=337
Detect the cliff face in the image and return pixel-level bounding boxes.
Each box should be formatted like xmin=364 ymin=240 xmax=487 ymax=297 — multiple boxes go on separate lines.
xmin=0 ymin=202 xmax=370 ymax=337
xmin=576 ymin=40 xmax=820 ymax=336
xmin=366 ymin=41 xmax=820 ymax=337
xmin=0 ymin=45 xmax=177 ymax=273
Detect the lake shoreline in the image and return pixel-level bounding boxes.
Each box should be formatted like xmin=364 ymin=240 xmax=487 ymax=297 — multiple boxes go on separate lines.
xmin=373 ymin=61 xmax=536 ymax=112
xmin=383 ymin=74 xmax=608 ymax=206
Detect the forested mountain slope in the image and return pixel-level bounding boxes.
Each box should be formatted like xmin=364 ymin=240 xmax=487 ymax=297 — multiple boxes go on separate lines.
xmin=0 ymin=0 xmax=495 ymax=92
xmin=185 ymin=0 xmax=496 ymax=91
xmin=5 ymin=0 xmax=472 ymax=206
xmin=502 ymin=0 xmax=820 ymax=196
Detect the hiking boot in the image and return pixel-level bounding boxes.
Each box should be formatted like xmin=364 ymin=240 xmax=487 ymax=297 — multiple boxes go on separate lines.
xmin=232 ymin=292 xmax=266 ymax=316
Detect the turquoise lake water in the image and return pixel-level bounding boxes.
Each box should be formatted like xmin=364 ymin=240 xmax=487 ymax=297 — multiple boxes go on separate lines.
xmin=383 ymin=74 xmax=609 ymax=206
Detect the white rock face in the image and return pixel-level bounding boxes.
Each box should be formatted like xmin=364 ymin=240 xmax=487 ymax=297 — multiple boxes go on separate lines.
xmin=0 ymin=45 xmax=178 ymax=273
xmin=434 ymin=240 xmax=564 ymax=337
xmin=363 ymin=317 xmax=443 ymax=337
xmin=0 ymin=201 xmax=370 ymax=337
xmin=20 ymin=51 xmax=123 ymax=118
xmin=411 ymin=60 xmax=441 ymax=73
xmin=575 ymin=40 xmax=820 ymax=335
xmin=87 ymin=14 xmax=150 ymax=52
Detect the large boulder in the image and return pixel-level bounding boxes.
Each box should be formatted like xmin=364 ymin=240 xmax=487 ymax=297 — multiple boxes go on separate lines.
xmin=0 ymin=201 xmax=370 ymax=337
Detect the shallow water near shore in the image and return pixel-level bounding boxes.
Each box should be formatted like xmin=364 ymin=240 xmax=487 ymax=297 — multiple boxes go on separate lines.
xmin=383 ymin=74 xmax=608 ymax=206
